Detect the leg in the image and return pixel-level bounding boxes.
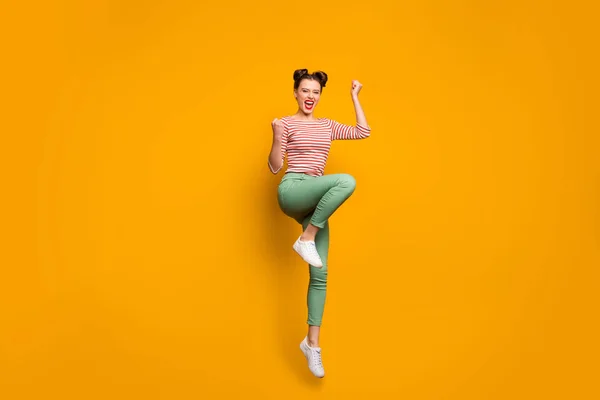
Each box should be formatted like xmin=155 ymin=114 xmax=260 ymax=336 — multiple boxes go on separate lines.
xmin=299 ymin=215 xmax=329 ymax=378
xmin=304 ymin=217 xmax=329 ymax=342
xmin=306 ymin=174 xmax=356 ymax=234
xmin=279 ymin=173 xmax=355 ymax=267
xmin=279 ymin=173 xmax=356 ymax=234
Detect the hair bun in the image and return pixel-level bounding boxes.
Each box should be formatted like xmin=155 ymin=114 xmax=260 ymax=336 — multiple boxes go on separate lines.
xmin=293 ymin=69 xmax=309 ymax=82
xmin=312 ymin=71 xmax=328 ymax=88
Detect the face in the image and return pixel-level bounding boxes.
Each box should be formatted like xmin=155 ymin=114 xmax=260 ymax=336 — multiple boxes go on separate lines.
xmin=294 ymin=79 xmax=322 ymax=115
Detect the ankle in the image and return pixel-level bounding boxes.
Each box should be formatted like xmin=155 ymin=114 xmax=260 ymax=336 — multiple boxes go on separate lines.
xmin=307 ymin=338 xmax=319 ymax=348
xmin=300 ymin=234 xmax=315 ymax=242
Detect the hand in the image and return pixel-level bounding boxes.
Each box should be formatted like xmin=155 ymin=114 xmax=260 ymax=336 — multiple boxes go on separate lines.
xmin=271 ymin=118 xmax=284 ymax=140
xmin=351 ymin=80 xmax=362 ymax=96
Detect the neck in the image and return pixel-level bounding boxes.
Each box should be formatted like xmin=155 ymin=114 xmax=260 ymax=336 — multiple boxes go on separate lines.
xmin=294 ymin=110 xmax=315 ymax=120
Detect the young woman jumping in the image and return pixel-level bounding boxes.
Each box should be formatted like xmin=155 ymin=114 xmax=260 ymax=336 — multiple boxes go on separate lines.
xmin=268 ymin=69 xmax=371 ymax=378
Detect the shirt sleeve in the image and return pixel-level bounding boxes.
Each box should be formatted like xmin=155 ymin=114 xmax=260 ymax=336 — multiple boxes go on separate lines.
xmin=328 ymin=119 xmax=371 ymax=140
xmin=268 ymin=118 xmax=289 ymax=174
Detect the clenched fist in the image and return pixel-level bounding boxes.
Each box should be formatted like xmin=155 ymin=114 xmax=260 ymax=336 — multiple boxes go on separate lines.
xmin=271 ymin=118 xmax=284 ymax=140
xmin=351 ymin=80 xmax=363 ymax=96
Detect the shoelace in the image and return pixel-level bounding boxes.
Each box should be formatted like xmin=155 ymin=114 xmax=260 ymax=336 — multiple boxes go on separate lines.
xmin=308 ymin=242 xmax=320 ymax=258
xmin=312 ymin=348 xmax=323 ymax=367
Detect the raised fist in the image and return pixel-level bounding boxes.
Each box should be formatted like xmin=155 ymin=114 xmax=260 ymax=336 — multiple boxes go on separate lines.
xmin=351 ymin=80 xmax=363 ymax=96
xmin=271 ymin=118 xmax=284 ymax=139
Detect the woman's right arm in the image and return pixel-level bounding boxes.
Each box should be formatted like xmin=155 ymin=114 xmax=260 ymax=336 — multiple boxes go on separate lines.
xmin=268 ymin=118 xmax=286 ymax=174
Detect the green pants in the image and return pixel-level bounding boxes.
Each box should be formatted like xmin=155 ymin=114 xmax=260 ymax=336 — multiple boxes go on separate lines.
xmin=277 ymin=172 xmax=357 ymax=326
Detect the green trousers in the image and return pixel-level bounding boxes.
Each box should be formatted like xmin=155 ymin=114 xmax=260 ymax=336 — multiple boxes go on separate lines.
xmin=277 ymin=172 xmax=357 ymax=326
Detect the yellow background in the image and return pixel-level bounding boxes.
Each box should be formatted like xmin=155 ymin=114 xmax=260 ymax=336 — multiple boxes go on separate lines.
xmin=2 ymin=1 xmax=599 ymax=399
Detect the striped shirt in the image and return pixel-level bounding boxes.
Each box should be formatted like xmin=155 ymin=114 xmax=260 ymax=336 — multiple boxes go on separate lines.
xmin=269 ymin=117 xmax=371 ymax=176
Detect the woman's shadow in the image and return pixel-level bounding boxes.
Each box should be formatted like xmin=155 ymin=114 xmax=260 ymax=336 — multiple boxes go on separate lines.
xmin=257 ymin=170 xmax=324 ymax=387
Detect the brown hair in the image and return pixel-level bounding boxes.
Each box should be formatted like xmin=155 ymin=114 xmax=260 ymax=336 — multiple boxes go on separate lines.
xmin=293 ymin=69 xmax=328 ymax=91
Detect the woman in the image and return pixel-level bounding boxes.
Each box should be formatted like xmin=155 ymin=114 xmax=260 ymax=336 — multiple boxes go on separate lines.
xmin=268 ymin=69 xmax=371 ymax=378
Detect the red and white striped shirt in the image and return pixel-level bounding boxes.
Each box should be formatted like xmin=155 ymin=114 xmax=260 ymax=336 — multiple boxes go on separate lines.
xmin=269 ymin=117 xmax=371 ymax=176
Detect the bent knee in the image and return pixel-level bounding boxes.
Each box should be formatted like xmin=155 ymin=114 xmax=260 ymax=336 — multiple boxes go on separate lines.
xmin=338 ymin=174 xmax=356 ymax=192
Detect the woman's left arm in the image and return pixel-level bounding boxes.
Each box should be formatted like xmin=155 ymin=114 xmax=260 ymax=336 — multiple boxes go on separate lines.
xmin=351 ymin=80 xmax=369 ymax=129
xmin=330 ymin=80 xmax=371 ymax=140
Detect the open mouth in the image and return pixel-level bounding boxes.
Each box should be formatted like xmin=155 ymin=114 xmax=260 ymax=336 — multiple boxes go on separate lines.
xmin=304 ymin=100 xmax=314 ymax=110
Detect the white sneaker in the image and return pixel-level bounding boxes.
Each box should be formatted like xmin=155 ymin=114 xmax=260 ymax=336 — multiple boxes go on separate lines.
xmin=292 ymin=236 xmax=323 ymax=268
xmin=300 ymin=337 xmax=325 ymax=378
